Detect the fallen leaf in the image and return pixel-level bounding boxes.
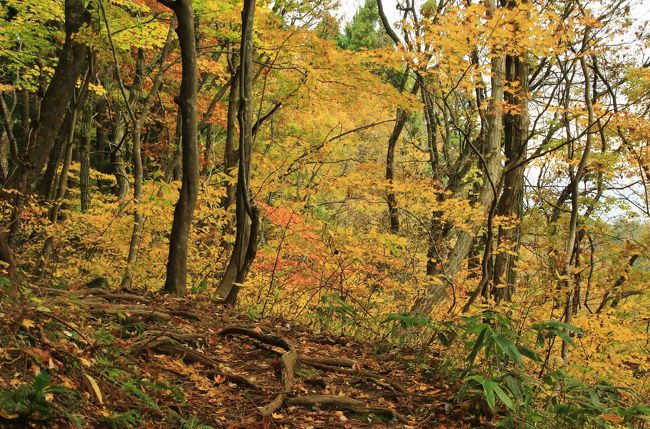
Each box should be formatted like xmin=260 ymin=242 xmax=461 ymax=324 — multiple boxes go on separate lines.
xmin=84 ymin=373 xmax=103 ymax=404
xmin=21 ymin=319 xmax=36 ymax=329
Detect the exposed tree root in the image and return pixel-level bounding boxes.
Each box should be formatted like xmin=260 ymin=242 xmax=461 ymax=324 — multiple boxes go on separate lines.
xmin=286 ymin=394 xmax=365 ymax=408
xmin=133 ymin=335 xmax=261 ymax=390
xmin=285 ymin=394 xmax=406 ymax=422
xmin=220 ymin=326 xmax=297 ymax=392
xmin=219 ymin=326 xmax=298 ymax=416
xmin=90 ymin=306 xmax=173 ymax=322
xmin=299 ymin=357 xmax=406 ymax=394
xmin=258 ymin=393 xmax=285 ymax=416
xmin=301 ymin=356 xmax=356 ymax=368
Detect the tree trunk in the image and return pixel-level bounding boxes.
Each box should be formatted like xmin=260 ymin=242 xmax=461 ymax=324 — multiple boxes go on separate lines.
xmin=411 ymin=14 xmax=505 ymax=315
xmin=163 ymin=0 xmax=200 ymax=297
xmin=222 ymin=69 xmax=240 ymax=209
xmin=121 ymin=24 xmax=174 ymax=290
xmin=0 ymin=122 xmax=8 ymax=182
xmin=95 ymin=124 xmax=106 ymax=165
xmin=385 ymin=69 xmax=420 ymax=234
xmin=217 ymin=0 xmax=260 ymax=305
xmin=6 ymin=0 xmax=90 ymax=192
xmin=561 ymin=54 xmax=594 ymax=364
xmin=491 ymin=54 xmax=529 ymax=301
xmin=0 ymin=94 xmax=18 ymax=172
xmin=120 ymin=124 xmax=145 ymax=289
xmin=49 ymin=112 xmax=77 ymax=223
xmin=202 ymin=123 xmax=212 ymax=175
xmin=79 ymin=99 xmax=93 ymax=212
xmin=20 ymin=88 xmax=30 ymax=146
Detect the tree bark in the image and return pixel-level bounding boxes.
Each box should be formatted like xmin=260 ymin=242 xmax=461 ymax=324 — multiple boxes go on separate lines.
xmin=491 ymin=54 xmax=529 ymax=301
xmin=163 ymin=0 xmax=200 ymax=297
xmin=6 ymin=0 xmax=90 ymax=192
xmin=0 ymin=94 xmax=18 ymax=176
xmin=79 ymin=99 xmax=93 ymax=212
xmin=222 ymin=69 xmax=240 ymax=209
xmin=217 ymin=0 xmax=260 ymax=305
xmin=121 ymin=24 xmax=175 ymax=290
xmin=411 ymin=6 xmax=505 ymax=315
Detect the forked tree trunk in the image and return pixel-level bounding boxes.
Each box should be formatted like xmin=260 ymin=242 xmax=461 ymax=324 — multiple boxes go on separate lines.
xmin=217 ymin=0 xmax=260 ymax=305
xmin=163 ymin=0 xmax=200 ymax=296
xmin=121 ymin=25 xmax=174 ymax=290
xmin=411 ymin=3 xmax=505 ymax=315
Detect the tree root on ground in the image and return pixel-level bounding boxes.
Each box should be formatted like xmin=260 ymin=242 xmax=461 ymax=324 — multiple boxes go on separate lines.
xmin=133 ymin=335 xmax=261 ymax=390
xmin=220 ymin=326 xmax=297 ymax=415
xmin=285 ymin=395 xmax=407 ymax=422
xmin=90 ymin=306 xmax=173 ymax=322
xmin=299 ymin=358 xmax=405 ymax=394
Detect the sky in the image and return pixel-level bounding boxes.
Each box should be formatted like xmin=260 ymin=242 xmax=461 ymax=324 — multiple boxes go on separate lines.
xmin=337 ymin=0 xmax=402 ymax=24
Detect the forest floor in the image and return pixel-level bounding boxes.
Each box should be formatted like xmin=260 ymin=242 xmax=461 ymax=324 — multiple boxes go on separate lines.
xmin=0 ymin=283 xmax=475 ymax=428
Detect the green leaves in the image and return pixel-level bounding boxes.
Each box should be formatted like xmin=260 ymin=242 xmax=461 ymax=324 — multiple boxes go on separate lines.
xmin=381 ymin=312 xmax=433 ymax=329
xmin=532 ymin=320 xmax=583 ymax=348
xmin=0 ymin=371 xmax=75 ymax=422
xmin=464 ymin=311 xmax=540 ymax=370
xmin=464 ymin=375 xmax=515 ymax=411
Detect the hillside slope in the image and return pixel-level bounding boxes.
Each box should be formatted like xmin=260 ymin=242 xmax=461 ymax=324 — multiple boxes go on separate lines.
xmin=0 ymin=282 xmax=467 ymax=428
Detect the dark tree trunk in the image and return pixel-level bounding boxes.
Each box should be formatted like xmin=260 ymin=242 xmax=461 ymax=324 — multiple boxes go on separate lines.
xmin=40 ymin=119 xmax=68 ymax=200
xmin=491 ymin=55 xmax=529 ymax=302
xmin=6 ymin=0 xmax=90 ymax=192
xmin=49 ymin=112 xmax=77 ymax=223
xmin=218 ymin=0 xmax=259 ymax=305
xmin=385 ymin=69 xmax=420 ymax=234
xmin=0 ymin=94 xmax=18 ymax=170
xmin=163 ymin=0 xmax=200 ymax=297
xmin=20 ymin=88 xmax=30 ymax=146
xmin=222 ymin=69 xmax=240 ymax=209
xmin=80 ymin=99 xmax=93 ymax=212
xmin=95 ymin=124 xmax=106 ymax=165
xmin=202 ymin=123 xmax=212 ymax=176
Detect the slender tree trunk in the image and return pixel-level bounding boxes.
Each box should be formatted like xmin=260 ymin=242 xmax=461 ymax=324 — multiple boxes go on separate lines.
xmin=0 ymin=94 xmax=18 ymax=169
xmin=163 ymin=110 xmax=182 ymax=183
xmin=80 ymin=99 xmax=93 ymax=211
xmin=202 ymin=123 xmax=212 ymax=175
xmin=20 ymin=88 xmax=30 ymax=146
xmin=222 ymin=69 xmax=240 ymax=209
xmin=121 ymin=24 xmax=174 ymax=289
xmin=385 ymin=69 xmax=420 ymax=234
xmin=218 ymin=0 xmax=260 ymax=305
xmin=561 ymin=54 xmax=594 ymax=364
xmin=163 ymin=0 xmax=200 ymax=296
xmin=49 ymin=114 xmax=76 ymax=223
xmin=95 ymin=124 xmax=106 ymax=165
xmin=120 ymin=125 xmax=145 ymax=289
xmin=0 ymin=123 xmax=8 ymax=182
